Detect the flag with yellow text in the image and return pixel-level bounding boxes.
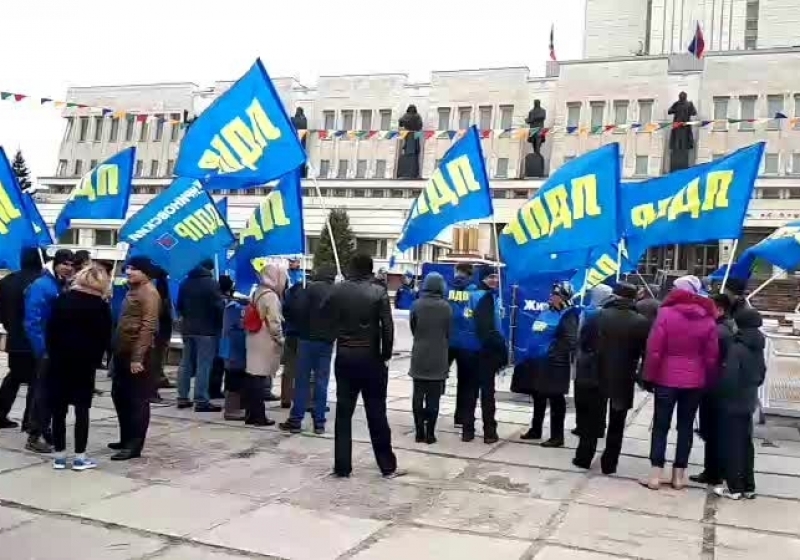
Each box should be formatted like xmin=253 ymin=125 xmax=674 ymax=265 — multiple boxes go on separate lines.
xmin=0 ymin=147 xmax=40 ymax=269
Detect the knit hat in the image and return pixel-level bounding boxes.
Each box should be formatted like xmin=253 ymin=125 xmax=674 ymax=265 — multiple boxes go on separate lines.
xmin=126 ymin=256 xmax=158 ymax=279
xmin=52 ymin=249 xmax=74 ymax=267
xmin=588 ymin=284 xmax=614 ymax=307
xmin=478 ymin=266 xmax=499 ymax=283
xmin=613 ymin=282 xmax=638 ymax=300
xmin=724 ymin=277 xmax=747 ymax=297
xmin=673 ymin=275 xmax=702 ymax=295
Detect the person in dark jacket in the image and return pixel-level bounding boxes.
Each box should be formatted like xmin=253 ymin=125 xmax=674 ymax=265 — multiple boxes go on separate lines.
xmin=24 ymin=248 xmax=75 ymax=453
xmin=714 ymin=307 xmax=765 ymax=500
xmin=280 ymin=264 xmax=337 ymax=434
xmin=47 ymin=265 xmax=112 ymax=470
xmin=0 ymin=247 xmax=43 ymax=429
xmin=279 ymin=258 xmax=305 ymax=408
xmin=636 ymin=284 xmax=661 ymax=327
xmin=149 ymin=268 xmax=174 ymax=403
xmin=325 ymin=254 xmax=400 ymax=478
xmin=516 ymin=282 xmax=578 ymax=448
xmin=409 ymin=272 xmax=451 ymax=444
xmin=573 ymin=283 xmax=649 ymax=474
xmin=691 ymin=294 xmax=736 ymax=487
xmin=462 ymin=266 xmax=505 ymax=444
xmin=219 ymin=276 xmax=248 ymax=421
xmin=447 ymin=263 xmax=479 ymax=428
xmin=175 ymin=259 xmax=224 ymax=412
xmin=372 ymin=267 xmax=388 ymax=290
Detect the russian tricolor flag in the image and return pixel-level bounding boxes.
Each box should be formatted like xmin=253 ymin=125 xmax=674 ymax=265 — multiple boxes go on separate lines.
xmin=688 ymin=22 xmax=706 ymax=59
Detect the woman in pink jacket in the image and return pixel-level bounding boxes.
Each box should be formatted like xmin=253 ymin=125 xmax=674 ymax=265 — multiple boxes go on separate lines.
xmin=642 ymin=275 xmax=719 ymax=490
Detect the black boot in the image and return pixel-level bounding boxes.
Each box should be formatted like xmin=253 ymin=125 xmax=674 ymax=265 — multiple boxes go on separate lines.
xmin=425 ymin=417 xmax=437 ymax=445
xmin=520 ymin=427 xmax=542 ymax=440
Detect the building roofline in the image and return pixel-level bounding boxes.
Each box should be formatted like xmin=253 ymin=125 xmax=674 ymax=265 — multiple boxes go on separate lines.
xmin=318 ymin=72 xmax=409 ymax=79
xmin=431 ymin=65 xmax=530 ymax=75
xmin=67 ymin=82 xmax=199 ymax=91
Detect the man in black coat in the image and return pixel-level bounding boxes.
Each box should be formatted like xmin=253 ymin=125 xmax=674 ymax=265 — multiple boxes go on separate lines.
xmin=573 ymin=282 xmax=650 ymax=474
xmin=0 ymin=247 xmax=43 ymax=429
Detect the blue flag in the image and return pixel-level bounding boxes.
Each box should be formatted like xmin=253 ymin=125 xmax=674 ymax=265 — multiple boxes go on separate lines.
xmin=499 ymin=143 xmax=622 ymax=281
xmin=21 ymin=193 xmax=53 ymax=247
xmin=175 ymin=59 xmax=306 ymax=187
xmin=735 ymin=221 xmax=800 ymax=273
xmin=0 ymin=147 xmax=39 ymax=269
xmin=54 ymin=147 xmax=135 ymax=238
xmin=120 ymin=178 xmax=235 ymax=280
xmin=568 ymin=243 xmax=641 ymax=291
xmin=622 ymin=142 xmax=764 ymax=252
xmin=395 ymin=126 xmax=493 ymax=253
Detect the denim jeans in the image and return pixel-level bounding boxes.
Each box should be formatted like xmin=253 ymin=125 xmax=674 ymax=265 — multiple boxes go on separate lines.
xmin=178 ymin=335 xmax=217 ymax=405
xmin=289 ymin=340 xmax=333 ymax=426
xmin=650 ymin=385 xmax=703 ymax=469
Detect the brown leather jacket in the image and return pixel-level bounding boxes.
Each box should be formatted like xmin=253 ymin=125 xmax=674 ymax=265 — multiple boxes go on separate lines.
xmin=116 ymin=281 xmax=160 ymax=363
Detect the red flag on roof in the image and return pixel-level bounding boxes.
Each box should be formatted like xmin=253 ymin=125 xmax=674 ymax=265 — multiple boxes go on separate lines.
xmin=688 ymin=22 xmax=706 ymax=59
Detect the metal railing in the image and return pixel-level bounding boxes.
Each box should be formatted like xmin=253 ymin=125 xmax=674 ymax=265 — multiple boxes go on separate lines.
xmin=761 ymin=330 xmax=800 ymax=420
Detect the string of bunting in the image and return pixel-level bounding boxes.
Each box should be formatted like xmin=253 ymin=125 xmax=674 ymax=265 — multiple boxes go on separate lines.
xmin=3 ymin=89 xmax=799 ymax=138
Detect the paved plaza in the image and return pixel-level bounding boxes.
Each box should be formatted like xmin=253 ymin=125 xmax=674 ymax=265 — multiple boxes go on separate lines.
xmin=0 ymin=341 xmax=799 ymax=558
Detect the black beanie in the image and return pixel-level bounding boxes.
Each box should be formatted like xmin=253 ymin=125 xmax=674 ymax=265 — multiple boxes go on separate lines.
xmin=52 ymin=249 xmax=74 ymax=267
xmin=126 ymin=256 xmax=157 ymax=279
xmin=613 ymin=282 xmax=638 ymax=300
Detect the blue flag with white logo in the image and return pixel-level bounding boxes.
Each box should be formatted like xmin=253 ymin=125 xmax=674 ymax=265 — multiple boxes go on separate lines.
xmin=569 ymin=242 xmax=642 ymax=291
xmin=622 ymin=142 xmax=764 ymax=252
xmin=735 ymin=220 xmax=800 ymax=273
xmin=120 ymin=178 xmax=235 ymax=280
xmin=395 ymin=126 xmax=493 ymax=253
xmin=0 ymin=147 xmax=39 ymax=270
xmin=499 ymin=143 xmax=622 ymax=282
xmin=175 ymin=59 xmax=306 ymax=187
xmin=21 ymin=193 xmax=53 ymax=247
xmin=54 ymin=147 xmax=135 ymax=238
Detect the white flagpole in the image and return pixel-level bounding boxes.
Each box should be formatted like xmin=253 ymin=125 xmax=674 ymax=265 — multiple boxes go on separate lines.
xmin=746 ymin=270 xmax=783 ymax=305
xmin=615 ymin=240 xmax=624 ymax=282
xmin=307 ymin=166 xmax=342 ymax=279
xmin=490 ymin=215 xmax=504 ymax=315
xmin=720 ymin=239 xmax=740 ymax=293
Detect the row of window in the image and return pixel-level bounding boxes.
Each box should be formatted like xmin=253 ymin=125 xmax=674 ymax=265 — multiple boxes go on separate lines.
xmin=64 ymin=114 xmax=183 ymax=144
xmin=57 ymin=158 xmax=176 ymax=178
xmin=318 ymin=105 xmax=518 ymax=132
xmin=711 ymin=94 xmax=800 ymax=131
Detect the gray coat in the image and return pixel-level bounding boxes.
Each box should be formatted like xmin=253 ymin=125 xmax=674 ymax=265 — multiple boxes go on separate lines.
xmin=409 ymin=273 xmax=452 ymax=381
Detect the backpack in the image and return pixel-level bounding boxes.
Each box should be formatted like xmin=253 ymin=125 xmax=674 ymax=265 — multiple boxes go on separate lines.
xmin=243 ymin=292 xmax=268 ymax=333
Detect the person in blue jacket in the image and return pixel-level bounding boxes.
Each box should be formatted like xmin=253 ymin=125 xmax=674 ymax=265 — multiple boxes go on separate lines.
xmin=447 ymin=263 xmax=479 ymax=428
xmin=395 ymin=272 xmax=417 ymax=310
xmin=219 ymin=276 xmax=249 ymax=421
xmin=23 ymin=248 xmax=75 ymax=453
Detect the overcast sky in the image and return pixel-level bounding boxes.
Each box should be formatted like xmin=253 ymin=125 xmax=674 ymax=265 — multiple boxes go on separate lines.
xmin=0 ymin=0 xmax=585 ymax=180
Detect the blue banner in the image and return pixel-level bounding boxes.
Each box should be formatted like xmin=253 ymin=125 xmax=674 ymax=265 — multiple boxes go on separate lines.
xmin=175 ymin=59 xmax=306 ymax=187
xmin=735 ymin=220 xmax=800 ymax=273
xmin=499 ymin=143 xmax=622 ymax=281
xmin=54 ymin=147 xmax=135 ymax=238
xmin=395 ymin=126 xmax=493 ymax=252
xmin=0 ymin=147 xmax=39 ymax=269
xmin=622 ymin=142 xmax=764 ymax=251
xmin=120 ymin=178 xmax=235 ymax=280
xmin=570 ymin=242 xmax=642 ymax=291
xmin=21 ymin=193 xmax=53 ymax=247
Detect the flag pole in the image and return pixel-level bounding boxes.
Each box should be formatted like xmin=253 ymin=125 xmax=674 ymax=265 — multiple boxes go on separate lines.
xmin=307 ymin=166 xmax=342 ymax=279
xmin=746 ymin=270 xmax=783 ymax=305
xmin=719 ymin=239 xmax=739 ymax=293
xmin=490 ymin=215 xmax=504 ymax=315
xmin=614 ymin=239 xmax=624 ymax=282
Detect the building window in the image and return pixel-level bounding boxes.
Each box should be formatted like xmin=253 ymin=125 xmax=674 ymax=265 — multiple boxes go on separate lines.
xmin=437 ymin=108 xmax=451 ymax=130
xmin=492 ymin=189 xmax=508 ymax=199
xmin=307 ymin=236 xmax=320 ymax=255
xmin=135 ymin=160 xmax=143 ymax=177
xmin=89 ymin=159 xmax=98 ymax=171
xmin=375 ymin=159 xmax=387 ymax=178
xmin=154 ymin=114 xmax=164 ymax=141
xmin=333 ymin=188 xmax=347 ymax=197
xmin=318 ymin=159 xmax=330 ymax=178
xmin=166 ymin=159 xmax=175 ymax=177
xmin=713 ymin=97 xmax=729 ymax=131
xmin=590 ymin=102 xmax=605 ymax=128
xmin=767 ymin=95 xmax=784 ymax=130
xmin=745 ymin=0 xmax=759 ymax=49
xmin=794 ymin=95 xmax=800 ymax=130
xmin=390 ymin=189 xmax=405 ymax=198
xmin=458 ymin=107 xmax=472 ymax=129
xmin=370 ymin=189 xmax=386 ymax=198
xmin=739 ymin=96 xmax=756 ymax=130
xmin=95 ymin=229 xmax=118 ymax=247
xmin=341 ymin=110 xmax=354 ymax=130
xmin=410 ymin=188 xmax=422 ymax=198
xmin=563 ymin=155 xmax=576 ymax=165
xmin=73 ymin=160 xmax=83 ymax=177
xmin=323 ymin=111 xmax=335 ymax=130
xmin=356 ymin=160 xmax=367 ymax=178
xmin=352 ymin=188 xmax=365 ymax=198
xmin=760 ymin=187 xmax=781 ymax=199
xmin=793 ymin=153 xmax=800 ymax=174
xmin=566 ymin=103 xmax=581 ymax=127
xmin=478 ymin=106 xmax=493 ymax=130
xmin=357 ymin=238 xmax=384 ymax=257
xmin=337 ymin=160 xmax=349 ymax=179
xmin=139 ymin=119 xmax=150 ymax=142
xmin=764 ymin=153 xmax=779 ymax=175
xmin=125 ymin=116 xmax=135 ymax=141
xmin=150 ymin=160 xmax=159 ymax=177
xmin=499 ymin=105 xmax=514 ymax=129
xmin=360 ymin=110 xmax=372 ymax=131
xmin=109 ymin=118 xmax=119 ymax=142
xmin=513 ymin=189 xmax=529 ymax=199
xmin=635 ymin=155 xmax=649 ymax=176
xmin=93 ymin=117 xmax=103 ymax=142
xmin=56 ymin=160 xmax=67 ymax=176
xmin=713 ymin=153 xmax=726 ymax=161
xmin=170 ymin=113 xmax=181 ymax=141
xmin=434 ymin=158 xmax=442 ymax=170
xmin=379 ymin=109 xmax=391 ymax=131
xmin=64 ymin=117 xmax=74 ymax=141
xmin=638 ymin=100 xmax=654 ymax=125
xmin=78 ymin=117 xmax=89 ymax=142
xmin=496 ymin=158 xmax=509 ymax=178
xmin=613 ymin=101 xmax=629 ymax=126
xmin=57 ymin=229 xmax=78 ymax=245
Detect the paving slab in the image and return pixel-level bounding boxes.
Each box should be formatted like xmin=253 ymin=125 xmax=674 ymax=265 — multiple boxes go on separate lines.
xmin=0 ymin=515 xmax=165 ymax=560
xmin=198 ymin=502 xmax=386 ymax=560
xmin=415 ymin=489 xmax=560 ymax=540
xmin=0 ymin=504 xmax=37 ymax=531
xmin=394 ymin=430 xmax=501 ymax=459
xmin=462 ymin=461 xmax=584 ymax=501
xmin=77 ymin=484 xmax=256 ymax=537
xmin=754 ymin=439 xmax=800 ymax=458
xmin=575 ymin=476 xmax=706 ymax=521
xmin=152 ymin=544 xmax=262 ymax=560
xmin=0 ymin=447 xmax=44 ymax=473
xmin=752 ymin=452 xmax=800 ymax=476
xmin=621 ymin=437 xmax=705 ymax=466
xmin=716 ymin=526 xmax=800 ymax=559
xmin=483 ymin=441 xmax=583 ymax=471
xmin=379 ymin=448 xmax=469 ymax=486
xmin=624 ymin=423 xmax=677 ymax=445
xmin=716 ymin=495 xmax=800 ymax=535
xmin=743 ymin=472 xmax=800 ymax=500
xmin=534 ymin=546 xmax=627 ymax=560
xmin=551 ymin=504 xmax=704 ymax=560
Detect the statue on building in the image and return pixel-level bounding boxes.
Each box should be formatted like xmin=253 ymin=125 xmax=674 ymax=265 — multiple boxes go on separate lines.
xmin=396 ymin=105 xmax=423 ymax=179
xmin=668 ymin=92 xmax=697 ymax=172
xmin=291 ymin=107 xmax=309 ymax=178
xmin=524 ymin=100 xmax=547 ymax=178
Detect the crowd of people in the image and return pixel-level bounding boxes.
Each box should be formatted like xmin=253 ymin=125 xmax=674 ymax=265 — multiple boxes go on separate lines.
xmin=0 ymin=247 xmax=768 ymax=498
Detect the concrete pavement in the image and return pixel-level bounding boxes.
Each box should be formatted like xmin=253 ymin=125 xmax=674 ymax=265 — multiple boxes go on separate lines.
xmin=0 ymin=354 xmax=798 ymax=558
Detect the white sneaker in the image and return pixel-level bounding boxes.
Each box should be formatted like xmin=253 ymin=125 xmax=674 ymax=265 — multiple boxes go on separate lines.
xmin=52 ymin=457 xmax=67 ymax=470
xmin=714 ymin=486 xmax=742 ymax=500
xmin=72 ymin=457 xmax=97 ymax=471
xmin=743 ymin=491 xmax=757 ymax=500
